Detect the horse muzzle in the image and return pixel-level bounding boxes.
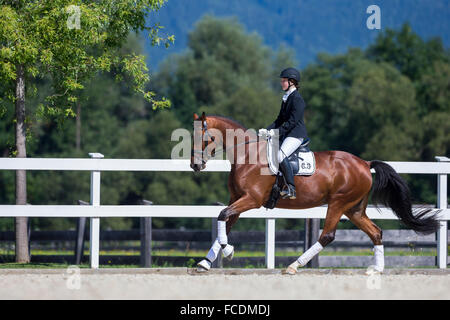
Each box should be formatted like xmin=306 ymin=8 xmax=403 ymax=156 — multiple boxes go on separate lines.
xmin=190 ymin=163 xmax=206 ymax=172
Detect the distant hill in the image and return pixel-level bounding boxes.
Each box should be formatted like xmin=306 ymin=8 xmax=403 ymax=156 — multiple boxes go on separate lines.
xmin=145 ymin=0 xmax=449 ymax=70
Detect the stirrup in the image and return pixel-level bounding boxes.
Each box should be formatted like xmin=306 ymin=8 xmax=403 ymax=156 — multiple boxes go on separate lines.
xmin=281 ymin=185 xmax=296 ymax=199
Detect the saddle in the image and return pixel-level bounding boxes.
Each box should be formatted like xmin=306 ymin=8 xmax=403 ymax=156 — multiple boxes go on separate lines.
xmin=263 ymin=137 xmax=316 ymax=210
xmin=266 ymin=137 xmax=316 ymax=176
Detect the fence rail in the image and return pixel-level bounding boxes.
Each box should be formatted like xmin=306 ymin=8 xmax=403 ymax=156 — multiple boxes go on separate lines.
xmin=0 ymin=156 xmax=449 ymax=269
xmin=1 ymin=228 xmax=447 ymax=267
xmin=3 ymin=228 xmax=447 ymax=244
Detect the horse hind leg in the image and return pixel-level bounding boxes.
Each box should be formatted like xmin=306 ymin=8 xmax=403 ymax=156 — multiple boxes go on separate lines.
xmin=344 ymin=196 xmax=384 ymax=273
xmin=285 ymin=197 xmax=362 ymax=275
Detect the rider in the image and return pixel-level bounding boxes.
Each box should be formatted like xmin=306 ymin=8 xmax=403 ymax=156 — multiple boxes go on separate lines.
xmin=259 ymin=67 xmax=308 ymax=200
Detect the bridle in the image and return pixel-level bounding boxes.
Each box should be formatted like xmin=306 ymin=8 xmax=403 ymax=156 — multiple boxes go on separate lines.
xmin=191 ymin=120 xmax=260 ymax=165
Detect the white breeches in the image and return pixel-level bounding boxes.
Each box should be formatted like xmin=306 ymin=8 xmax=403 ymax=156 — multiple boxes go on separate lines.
xmin=278 ymin=137 xmax=304 ymax=163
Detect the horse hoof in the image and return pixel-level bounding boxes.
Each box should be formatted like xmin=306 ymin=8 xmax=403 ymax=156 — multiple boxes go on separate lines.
xmin=225 ymin=250 xmax=234 ymax=261
xmin=196 ymin=260 xmax=211 ymax=272
xmin=284 ymin=266 xmax=297 ymax=275
xmin=365 ymin=266 xmax=383 ymax=275
xmin=196 ymin=266 xmax=208 ymax=273
xmin=223 ymin=245 xmax=234 ymax=261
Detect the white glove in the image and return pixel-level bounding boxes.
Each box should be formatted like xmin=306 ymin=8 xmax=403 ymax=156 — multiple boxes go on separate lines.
xmin=268 ymin=129 xmax=276 ymax=137
xmin=258 ymin=128 xmax=268 ymax=137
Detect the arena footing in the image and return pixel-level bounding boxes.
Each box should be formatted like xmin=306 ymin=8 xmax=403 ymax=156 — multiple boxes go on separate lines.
xmin=0 ymin=267 xmax=448 ymax=275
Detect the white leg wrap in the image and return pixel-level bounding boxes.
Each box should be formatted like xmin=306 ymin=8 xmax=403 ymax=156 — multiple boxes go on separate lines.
xmin=206 ymin=239 xmax=221 ymax=262
xmin=374 ymin=245 xmax=384 ymax=272
xmin=217 ymin=220 xmax=227 ymax=245
xmin=222 ymin=244 xmax=234 ymax=258
xmin=297 ymin=242 xmax=323 ymax=267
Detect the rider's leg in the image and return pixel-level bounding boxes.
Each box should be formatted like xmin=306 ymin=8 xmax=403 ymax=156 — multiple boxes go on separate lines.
xmin=279 ymin=158 xmax=296 ymax=198
xmin=278 ymin=137 xmax=304 ymax=164
xmin=278 ymin=137 xmax=303 ymax=199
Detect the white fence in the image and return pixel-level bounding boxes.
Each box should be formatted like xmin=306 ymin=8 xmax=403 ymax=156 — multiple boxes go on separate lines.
xmin=0 ymin=154 xmax=449 ymax=269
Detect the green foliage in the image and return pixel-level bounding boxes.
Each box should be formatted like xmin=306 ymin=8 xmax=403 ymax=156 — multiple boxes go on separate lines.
xmin=0 ymin=0 xmax=173 ymax=127
xmin=302 ymin=24 xmax=449 ymax=205
xmin=144 ymin=0 xmax=450 ymax=70
xmin=367 ymin=23 xmax=449 ymax=83
xmin=153 ymin=15 xmax=289 ymax=129
xmin=0 ymin=15 xmax=448 ymax=232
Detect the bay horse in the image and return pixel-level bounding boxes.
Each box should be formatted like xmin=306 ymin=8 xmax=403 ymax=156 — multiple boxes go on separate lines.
xmin=190 ymin=112 xmax=439 ymax=274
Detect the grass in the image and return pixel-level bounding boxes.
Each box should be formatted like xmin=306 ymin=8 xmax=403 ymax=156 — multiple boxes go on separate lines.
xmin=0 ymin=247 xmax=445 ymax=269
xmin=0 ymin=262 xmax=75 ymax=269
xmin=0 ymin=248 xmax=442 ymax=257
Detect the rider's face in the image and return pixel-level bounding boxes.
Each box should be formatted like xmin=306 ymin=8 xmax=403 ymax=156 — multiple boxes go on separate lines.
xmin=280 ymin=78 xmax=290 ymax=91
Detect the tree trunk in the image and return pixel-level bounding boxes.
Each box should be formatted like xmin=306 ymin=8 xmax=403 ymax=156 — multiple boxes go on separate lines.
xmin=76 ymin=101 xmax=81 ymax=152
xmin=15 ymin=63 xmax=29 ymax=263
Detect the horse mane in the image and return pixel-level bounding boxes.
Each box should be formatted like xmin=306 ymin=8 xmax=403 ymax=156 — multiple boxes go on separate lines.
xmin=208 ymin=114 xmax=247 ymax=130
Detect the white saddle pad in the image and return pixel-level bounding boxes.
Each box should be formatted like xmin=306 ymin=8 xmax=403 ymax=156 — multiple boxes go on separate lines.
xmin=266 ymin=136 xmax=316 ymax=176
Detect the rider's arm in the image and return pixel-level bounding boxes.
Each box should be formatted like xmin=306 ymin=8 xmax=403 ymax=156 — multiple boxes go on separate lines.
xmin=278 ymin=95 xmax=305 ymax=137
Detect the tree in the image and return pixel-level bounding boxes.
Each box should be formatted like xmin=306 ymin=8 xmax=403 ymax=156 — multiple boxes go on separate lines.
xmin=347 ymin=62 xmax=419 ymax=160
xmin=151 ymin=15 xmax=300 ymax=231
xmin=302 ymin=48 xmax=420 ymax=160
xmin=154 ymin=15 xmax=296 ymax=129
xmin=0 ymin=0 xmax=172 ymax=262
xmin=418 ymin=61 xmax=450 ymax=160
xmin=366 ymin=23 xmax=450 ymax=160
xmin=366 ymin=23 xmax=448 ymax=83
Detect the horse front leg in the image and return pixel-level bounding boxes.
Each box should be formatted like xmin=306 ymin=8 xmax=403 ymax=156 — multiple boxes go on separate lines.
xmin=197 ymin=194 xmax=259 ymax=272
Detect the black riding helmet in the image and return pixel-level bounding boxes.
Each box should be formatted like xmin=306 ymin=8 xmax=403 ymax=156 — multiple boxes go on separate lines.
xmin=280 ymin=67 xmax=300 ymax=83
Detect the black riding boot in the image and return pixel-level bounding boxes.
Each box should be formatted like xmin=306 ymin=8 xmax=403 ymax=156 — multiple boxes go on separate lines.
xmin=279 ymin=158 xmax=296 ymax=199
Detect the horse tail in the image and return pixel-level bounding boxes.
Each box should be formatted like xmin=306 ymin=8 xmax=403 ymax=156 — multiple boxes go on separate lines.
xmin=369 ymin=160 xmax=439 ymax=235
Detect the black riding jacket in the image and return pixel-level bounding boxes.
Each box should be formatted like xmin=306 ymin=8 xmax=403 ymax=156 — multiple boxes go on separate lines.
xmin=266 ymin=90 xmax=308 ymax=141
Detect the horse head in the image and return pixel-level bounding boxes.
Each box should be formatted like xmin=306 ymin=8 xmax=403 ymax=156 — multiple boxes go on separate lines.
xmin=190 ymin=112 xmax=216 ymax=172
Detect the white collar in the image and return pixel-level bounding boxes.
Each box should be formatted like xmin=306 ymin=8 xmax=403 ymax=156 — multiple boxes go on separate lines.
xmin=282 ymin=86 xmax=297 ymax=102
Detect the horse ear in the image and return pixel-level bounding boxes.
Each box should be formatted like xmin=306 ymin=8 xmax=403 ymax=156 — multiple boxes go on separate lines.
xmin=193 ymin=113 xmax=199 ymax=120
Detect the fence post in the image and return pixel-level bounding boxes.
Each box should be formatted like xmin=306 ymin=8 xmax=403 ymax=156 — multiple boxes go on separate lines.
xmin=140 ymin=200 xmax=152 ymax=268
xmin=27 ymin=213 xmax=31 ymax=261
xmin=89 ymin=153 xmax=103 ymax=269
xmin=436 ymin=156 xmax=449 ymax=269
xmin=74 ymin=200 xmax=88 ymax=265
xmin=265 ymin=219 xmax=275 ymax=269
xmin=304 ymin=218 xmax=320 ymax=268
